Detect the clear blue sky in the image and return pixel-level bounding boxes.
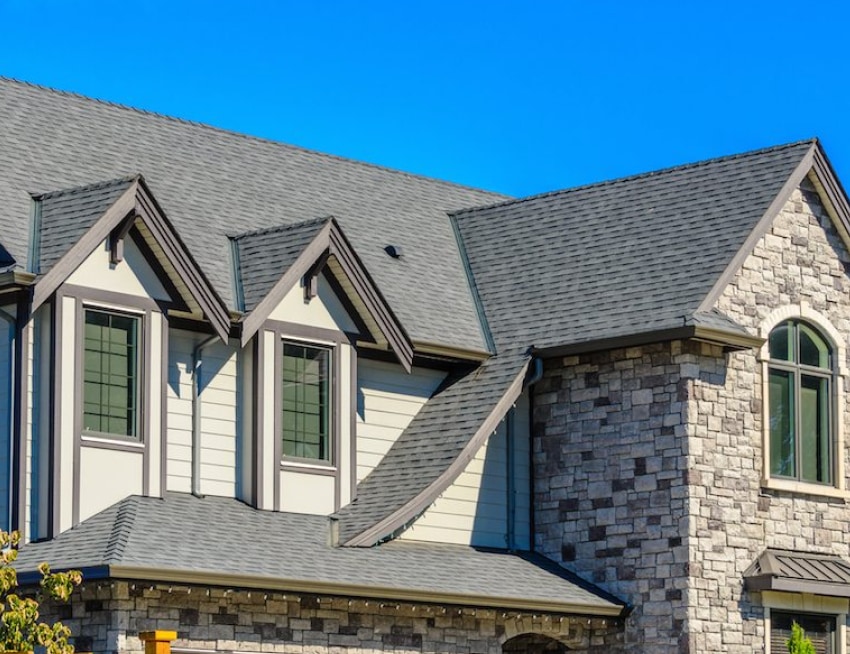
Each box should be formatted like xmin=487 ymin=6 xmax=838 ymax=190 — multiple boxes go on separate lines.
xmin=2 ymin=0 xmax=850 ymax=197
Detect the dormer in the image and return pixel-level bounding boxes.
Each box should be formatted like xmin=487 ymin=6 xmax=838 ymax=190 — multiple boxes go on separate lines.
xmin=23 ymin=176 xmax=229 ymax=540
xmin=230 ymin=218 xmax=413 ymax=515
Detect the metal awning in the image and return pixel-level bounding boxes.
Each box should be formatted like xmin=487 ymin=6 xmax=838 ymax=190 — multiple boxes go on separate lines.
xmin=744 ymin=549 xmax=850 ymax=598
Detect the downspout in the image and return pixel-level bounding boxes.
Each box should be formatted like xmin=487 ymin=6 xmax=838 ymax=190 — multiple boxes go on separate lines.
xmin=0 ymin=308 xmax=15 ymax=531
xmin=191 ymin=335 xmax=218 ymax=498
xmin=505 ymin=407 xmax=515 ymax=550
xmin=524 ymin=356 xmax=543 ymax=551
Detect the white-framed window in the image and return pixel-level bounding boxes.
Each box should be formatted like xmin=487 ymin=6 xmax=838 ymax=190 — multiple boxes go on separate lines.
xmin=759 ymin=305 xmax=847 ymax=497
xmin=281 ymin=340 xmax=332 ymax=462
xmin=770 ymin=610 xmax=836 ymax=653
xmin=82 ymin=307 xmax=142 ymax=439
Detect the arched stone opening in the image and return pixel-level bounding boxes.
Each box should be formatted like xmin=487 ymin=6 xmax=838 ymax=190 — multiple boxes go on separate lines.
xmin=502 ymin=633 xmax=570 ymax=653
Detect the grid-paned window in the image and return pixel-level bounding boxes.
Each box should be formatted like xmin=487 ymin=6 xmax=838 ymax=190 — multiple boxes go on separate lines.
xmin=83 ymin=309 xmax=140 ymax=438
xmin=282 ymin=342 xmax=331 ymax=461
xmin=768 ymin=320 xmax=834 ymax=484
xmin=771 ymin=611 xmax=835 ymax=654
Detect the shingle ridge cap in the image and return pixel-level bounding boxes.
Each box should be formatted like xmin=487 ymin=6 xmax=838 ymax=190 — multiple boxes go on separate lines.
xmin=451 ymin=138 xmax=818 ymax=219
xmin=31 ymin=174 xmax=140 ymax=200
xmin=102 ymin=494 xmax=142 ymax=563
xmin=227 ymin=215 xmax=332 ymax=241
xmin=1 ymin=76 xmax=510 ymax=201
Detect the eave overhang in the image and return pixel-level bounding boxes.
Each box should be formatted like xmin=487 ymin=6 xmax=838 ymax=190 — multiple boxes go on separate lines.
xmin=30 ymin=176 xmax=231 ymax=342
xmin=237 ymin=217 xmax=414 ymax=372
xmin=533 ymin=324 xmax=764 ymax=360
xmin=19 ymin=564 xmax=625 ymax=617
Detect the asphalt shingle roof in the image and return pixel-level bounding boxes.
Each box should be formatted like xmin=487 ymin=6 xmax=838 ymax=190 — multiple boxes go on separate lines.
xmin=0 ymin=77 xmax=507 ymax=351
xmin=230 ymin=217 xmax=331 ymax=312
xmin=453 ymin=140 xmax=815 ymax=351
xmin=335 ymin=347 xmax=530 ymax=545
xmin=13 ymin=493 xmax=624 ymax=614
xmin=34 ymin=176 xmax=137 ymax=274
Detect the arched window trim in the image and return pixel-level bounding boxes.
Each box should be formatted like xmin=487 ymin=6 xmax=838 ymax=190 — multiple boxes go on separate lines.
xmin=758 ymin=304 xmax=847 ymax=496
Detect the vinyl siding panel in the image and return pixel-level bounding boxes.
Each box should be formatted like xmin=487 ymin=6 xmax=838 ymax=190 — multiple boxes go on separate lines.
xmin=399 ymin=390 xmax=532 ymax=548
xmin=356 ymin=360 xmax=446 ymax=483
xmin=166 ymin=330 xmax=240 ymax=496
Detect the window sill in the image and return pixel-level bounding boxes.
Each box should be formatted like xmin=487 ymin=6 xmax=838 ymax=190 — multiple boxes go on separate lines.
xmin=81 ymin=433 xmax=145 ymax=452
xmin=280 ymin=459 xmax=337 ymax=476
xmin=761 ymin=477 xmax=849 ymax=500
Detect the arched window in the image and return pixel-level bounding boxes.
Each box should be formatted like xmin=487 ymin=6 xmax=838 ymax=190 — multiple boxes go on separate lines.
xmin=768 ymin=320 xmax=834 ymax=484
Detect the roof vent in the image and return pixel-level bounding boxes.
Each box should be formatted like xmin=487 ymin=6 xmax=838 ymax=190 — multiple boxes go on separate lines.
xmin=384 ymin=245 xmax=403 ymax=259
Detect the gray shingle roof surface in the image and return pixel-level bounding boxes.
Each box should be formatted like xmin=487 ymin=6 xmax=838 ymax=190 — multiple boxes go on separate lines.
xmin=0 ymin=78 xmax=507 ymax=350
xmin=453 ymin=140 xmax=814 ymax=351
xmin=230 ymin=217 xmax=330 ymax=312
xmin=13 ymin=493 xmax=623 ymax=613
xmin=334 ymin=347 xmax=530 ymax=544
xmin=34 ymin=176 xmax=137 ymax=273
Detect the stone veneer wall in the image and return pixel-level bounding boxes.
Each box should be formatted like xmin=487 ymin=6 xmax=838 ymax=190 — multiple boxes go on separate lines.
xmin=534 ymin=179 xmax=850 ymax=653
xmin=533 ymin=340 xmax=701 ymax=653
xmin=42 ymin=582 xmax=624 ymax=654
xmin=685 ymin=179 xmax=850 ymax=651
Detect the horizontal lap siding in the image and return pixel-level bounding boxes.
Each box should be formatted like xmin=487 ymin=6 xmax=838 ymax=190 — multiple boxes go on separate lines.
xmin=167 ymin=330 xmax=239 ymax=496
xmin=356 ymin=359 xmax=446 ymax=483
xmin=400 ymin=391 xmax=531 ymax=548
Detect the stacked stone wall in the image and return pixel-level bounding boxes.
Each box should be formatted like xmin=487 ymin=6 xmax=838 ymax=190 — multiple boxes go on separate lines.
xmin=41 ymin=582 xmax=623 ymax=654
xmin=533 ymin=341 xmax=699 ymax=652
xmin=685 ymin=180 xmax=850 ymax=651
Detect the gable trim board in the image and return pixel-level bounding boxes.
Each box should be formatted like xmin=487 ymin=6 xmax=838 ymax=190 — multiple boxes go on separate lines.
xmin=30 ymin=177 xmax=231 ymax=343
xmin=342 ymin=354 xmax=531 ymax=547
xmin=235 ymin=217 xmax=414 ymax=372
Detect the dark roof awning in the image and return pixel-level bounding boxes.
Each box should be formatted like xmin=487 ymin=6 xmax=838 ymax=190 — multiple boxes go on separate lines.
xmin=744 ymin=549 xmax=850 ymax=598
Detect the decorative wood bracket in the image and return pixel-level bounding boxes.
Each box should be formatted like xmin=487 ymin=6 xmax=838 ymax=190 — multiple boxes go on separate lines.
xmin=109 ymin=212 xmax=137 ymax=264
xmin=303 ymin=248 xmax=330 ymax=301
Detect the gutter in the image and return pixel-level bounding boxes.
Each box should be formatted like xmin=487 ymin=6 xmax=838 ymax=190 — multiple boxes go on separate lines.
xmin=0 ymin=271 xmax=36 ymax=289
xmin=191 ymin=335 xmax=219 ymax=497
xmin=534 ymin=325 xmax=763 ymax=359
xmin=62 ymin=564 xmax=626 ymax=617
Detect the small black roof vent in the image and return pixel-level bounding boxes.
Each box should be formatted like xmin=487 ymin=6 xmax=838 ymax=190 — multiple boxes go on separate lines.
xmin=384 ymin=245 xmax=403 ymax=259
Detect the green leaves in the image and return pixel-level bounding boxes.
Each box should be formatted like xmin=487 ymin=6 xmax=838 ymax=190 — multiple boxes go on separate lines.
xmin=0 ymin=530 xmax=81 ymax=654
xmin=787 ymin=621 xmax=817 ymax=654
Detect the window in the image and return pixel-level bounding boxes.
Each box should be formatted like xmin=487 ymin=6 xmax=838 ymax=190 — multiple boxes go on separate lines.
xmin=281 ymin=341 xmax=331 ymax=461
xmin=82 ymin=308 xmax=140 ymax=438
xmin=768 ymin=320 xmax=834 ymax=485
xmin=771 ymin=611 xmax=836 ymax=653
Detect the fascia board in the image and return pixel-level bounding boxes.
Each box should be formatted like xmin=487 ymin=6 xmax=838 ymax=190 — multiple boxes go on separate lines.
xmin=105 ymin=564 xmax=626 ymax=617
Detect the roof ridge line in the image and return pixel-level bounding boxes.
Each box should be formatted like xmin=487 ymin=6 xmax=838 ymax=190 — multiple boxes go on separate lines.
xmin=0 ymin=76 xmax=510 ymax=200
xmin=228 ymin=215 xmax=332 ymax=241
xmin=103 ymin=495 xmax=139 ymax=563
xmin=30 ymin=174 xmax=140 ymax=200
xmin=451 ymin=138 xmax=819 ymax=218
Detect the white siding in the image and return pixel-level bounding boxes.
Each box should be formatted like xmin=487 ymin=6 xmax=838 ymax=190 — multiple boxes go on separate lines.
xmin=78 ymin=447 xmax=143 ymax=522
xmin=65 ymin=237 xmax=170 ymax=299
xmin=279 ymin=469 xmax=335 ymax=515
xmin=267 ymin=274 xmax=357 ymax=333
xmin=356 ymin=360 xmax=446 ymax=482
xmin=399 ymin=390 xmax=532 ymax=548
xmin=0 ymin=312 xmax=12 ymax=532
xmin=166 ymin=330 xmax=240 ymax=496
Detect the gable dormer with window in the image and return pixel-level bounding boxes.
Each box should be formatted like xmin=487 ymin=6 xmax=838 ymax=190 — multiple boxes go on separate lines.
xmin=23 ymin=176 xmax=229 ymax=540
xmin=230 ymin=218 xmax=413 ymax=515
